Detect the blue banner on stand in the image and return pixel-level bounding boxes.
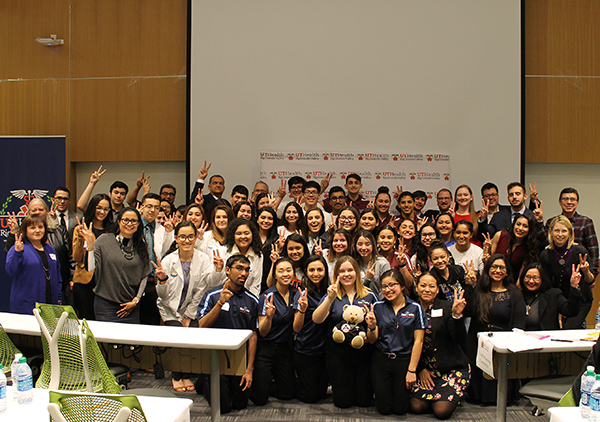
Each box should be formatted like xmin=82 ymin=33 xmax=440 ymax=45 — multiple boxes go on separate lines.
xmin=0 ymin=136 xmax=66 ymax=312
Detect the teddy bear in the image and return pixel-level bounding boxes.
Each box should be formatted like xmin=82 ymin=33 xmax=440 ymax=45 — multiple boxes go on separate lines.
xmin=332 ymin=304 xmax=368 ymax=349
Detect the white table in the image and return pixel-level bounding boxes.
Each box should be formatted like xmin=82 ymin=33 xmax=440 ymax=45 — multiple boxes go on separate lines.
xmin=0 ymin=312 xmax=253 ymax=422
xmin=548 ymin=406 xmax=584 ymax=422
xmin=2 ymin=387 xmax=193 ymax=422
xmin=477 ymin=329 xmax=595 ymax=422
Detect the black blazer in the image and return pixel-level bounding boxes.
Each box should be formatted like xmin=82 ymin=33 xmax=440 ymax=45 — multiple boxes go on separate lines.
xmin=420 ymin=298 xmax=470 ymax=374
xmin=540 ymin=244 xmax=594 ymax=302
xmin=526 ymin=287 xmax=581 ymax=331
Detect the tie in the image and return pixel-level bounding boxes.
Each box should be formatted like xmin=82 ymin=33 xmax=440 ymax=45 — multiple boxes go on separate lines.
xmin=59 ymin=213 xmax=66 ymax=228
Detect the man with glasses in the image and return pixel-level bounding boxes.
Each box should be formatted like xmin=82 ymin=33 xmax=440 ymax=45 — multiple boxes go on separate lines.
xmin=139 ymin=193 xmax=174 ymax=325
xmin=52 ymin=187 xmax=82 ymax=242
xmin=301 ymin=181 xmax=333 ymax=228
xmin=277 ymin=176 xmax=306 ymax=218
xmin=544 ymin=187 xmax=599 ymax=278
xmin=325 ymin=186 xmax=346 ymax=218
xmin=424 ymin=188 xmax=453 ymax=220
xmin=476 ymin=182 xmax=509 ymax=242
xmin=197 ymin=255 xmax=258 ymax=414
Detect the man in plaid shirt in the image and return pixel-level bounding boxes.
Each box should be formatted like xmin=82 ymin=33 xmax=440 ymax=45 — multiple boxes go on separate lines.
xmin=544 ymin=187 xmax=599 ymax=277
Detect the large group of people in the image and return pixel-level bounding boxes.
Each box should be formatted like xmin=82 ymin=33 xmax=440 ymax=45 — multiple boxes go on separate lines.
xmin=5 ymin=162 xmax=598 ymax=418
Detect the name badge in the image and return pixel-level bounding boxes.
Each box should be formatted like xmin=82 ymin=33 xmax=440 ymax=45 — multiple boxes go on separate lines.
xmin=432 ymin=309 xmax=443 ymax=318
xmin=221 ymin=302 xmax=230 ymax=312
xmin=49 ymin=254 xmax=57 ymax=261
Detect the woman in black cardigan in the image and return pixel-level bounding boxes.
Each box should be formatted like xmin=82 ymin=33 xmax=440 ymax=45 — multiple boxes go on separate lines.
xmin=519 ymin=262 xmax=581 ymax=330
xmin=540 ymin=215 xmax=594 ymax=329
xmin=410 ymin=272 xmax=470 ymax=420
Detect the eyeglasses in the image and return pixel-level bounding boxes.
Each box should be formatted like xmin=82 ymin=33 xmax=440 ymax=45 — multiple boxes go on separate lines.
xmin=96 ymin=206 xmax=110 ymax=212
xmin=232 ymin=265 xmax=250 ymax=273
xmin=421 ymin=232 xmax=436 ymax=238
xmin=523 ymin=275 xmax=541 ymax=281
xmin=161 ymin=192 xmax=175 ymax=197
xmin=491 ymin=265 xmax=506 ymax=271
xmin=330 ymin=196 xmax=346 ymax=202
xmin=381 ymin=282 xmax=401 ymax=291
xmin=482 ymin=193 xmax=498 ymax=199
xmin=339 ymin=217 xmax=355 ymax=222
xmin=54 ymin=196 xmax=70 ymax=202
xmin=143 ymin=205 xmax=161 ymax=211
xmin=177 ymin=234 xmax=196 ymax=241
xmin=560 ymin=197 xmax=578 ymax=203
xmin=304 ymin=190 xmax=319 ymax=197
xmin=120 ymin=218 xmax=139 ymax=226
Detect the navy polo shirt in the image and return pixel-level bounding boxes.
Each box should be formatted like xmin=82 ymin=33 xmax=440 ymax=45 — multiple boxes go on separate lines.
xmin=292 ymin=289 xmax=326 ymax=355
xmin=258 ymin=286 xmax=297 ymax=343
xmin=373 ymin=297 xmax=426 ymax=355
xmin=319 ymin=290 xmax=378 ymax=332
xmin=198 ymin=285 xmax=259 ymax=331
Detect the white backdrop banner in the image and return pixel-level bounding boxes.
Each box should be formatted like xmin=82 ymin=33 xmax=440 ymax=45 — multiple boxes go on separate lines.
xmin=259 ymin=152 xmax=451 ymax=206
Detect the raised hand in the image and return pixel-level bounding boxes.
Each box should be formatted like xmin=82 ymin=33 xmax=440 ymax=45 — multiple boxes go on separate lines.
xmin=529 ymin=182 xmax=539 ymax=207
xmin=419 ymin=369 xmax=435 ymax=390
xmin=314 ymin=239 xmax=323 ymax=256
xmin=277 ymin=179 xmax=286 ymax=199
xmin=364 ymin=304 xmax=376 ymax=329
xmin=579 ymin=253 xmax=590 ymax=274
xmin=136 ymin=171 xmax=148 ymax=188
xmin=367 ymin=195 xmax=375 ymax=210
xmin=79 ymin=220 xmax=96 ymax=250
xmin=89 ymin=165 xmax=107 ymax=184
xmin=163 ymin=215 xmax=175 ymax=233
xmin=452 ymin=290 xmax=467 ymax=317
xmin=142 ymin=177 xmax=151 ymax=195
xmin=197 ymin=221 xmax=208 ymax=241
xmin=151 ymin=258 xmax=167 ymax=282
xmin=270 ymin=244 xmax=280 ymax=262
xmin=194 ymin=188 xmax=204 ymax=206
xmin=268 ymin=192 xmax=278 ymax=208
xmin=365 ymin=260 xmax=376 ymax=280
xmin=198 ymin=160 xmax=212 ymax=180
xmin=478 ymin=198 xmax=489 ymax=221
xmin=448 ymin=201 xmax=456 ymax=219
xmin=464 ymin=260 xmax=477 ymax=286
xmin=7 ymin=212 xmax=19 ymax=235
xmin=397 ymin=239 xmax=407 ymax=266
xmin=275 ymin=233 xmax=285 ymax=253
xmin=533 ymin=199 xmax=544 ymax=222
xmin=327 ymin=279 xmax=339 ymax=298
xmin=393 ymin=185 xmax=403 ymax=202
xmin=571 ymin=264 xmax=582 ymax=288
xmin=297 ymin=288 xmax=308 ymax=313
xmin=482 ymin=232 xmax=492 ymax=255
xmin=320 ymin=173 xmax=332 ymax=192
xmin=14 ymin=233 xmax=24 ymax=252
xmin=219 ymin=285 xmax=234 ymax=304
xmin=416 ymin=217 xmax=428 ymax=231
xmin=413 ymin=264 xmax=422 ymax=279
xmin=48 ymin=200 xmax=58 ymax=220
xmin=213 ymin=249 xmax=224 ymax=272
xmin=265 ymin=295 xmax=276 ymax=318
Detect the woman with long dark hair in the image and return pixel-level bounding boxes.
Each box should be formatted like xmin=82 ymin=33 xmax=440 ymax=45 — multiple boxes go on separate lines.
xmin=352 ymin=230 xmax=391 ymax=299
xmin=373 ymin=186 xmax=396 ymax=229
xmin=81 ymin=207 xmax=150 ymax=323
xmin=257 ymin=206 xmax=279 ymax=293
xmin=323 ymin=228 xmax=352 ymax=276
xmin=302 ymin=207 xmax=331 ymax=253
xmin=435 ymin=212 xmax=455 ymax=248
xmin=336 ymin=206 xmax=360 ymax=239
xmin=72 ymin=193 xmax=113 ymax=319
xmin=278 ymin=202 xmax=304 ymax=239
xmin=293 ymin=255 xmax=330 ymax=403
xmin=490 ymin=213 xmax=539 ymax=279
xmin=411 ymin=223 xmax=441 ymax=273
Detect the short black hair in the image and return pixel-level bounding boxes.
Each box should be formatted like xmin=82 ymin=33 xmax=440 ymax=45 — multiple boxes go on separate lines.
xmin=160 ymin=184 xmax=176 ymax=195
xmin=329 ymin=186 xmax=345 ymax=197
xmin=507 ymin=182 xmax=525 ymax=193
xmin=437 ymin=188 xmax=452 ymax=198
xmin=209 ymin=174 xmax=225 ymax=184
xmin=53 ymin=186 xmax=71 ymax=197
xmin=346 ymin=173 xmax=361 ymax=183
xmin=288 ymin=176 xmax=306 ymax=190
xmin=110 ymin=181 xmax=129 ymax=194
xmin=303 ymin=180 xmax=321 ymax=193
xmin=413 ymin=190 xmax=426 ymax=200
xmin=559 ymin=187 xmax=579 ymax=201
xmin=141 ymin=193 xmax=161 ymax=204
xmin=226 ymin=254 xmax=251 ymax=269
xmin=481 ymin=182 xmax=499 ymax=196
xmin=231 ymin=184 xmax=249 ymax=197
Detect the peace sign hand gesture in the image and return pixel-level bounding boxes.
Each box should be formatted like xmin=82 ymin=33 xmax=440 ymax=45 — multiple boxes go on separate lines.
xmin=197 ymin=221 xmax=208 ymax=241
xmin=7 ymin=212 xmax=19 ymax=235
xmin=297 ymin=288 xmax=308 ymax=313
xmin=367 ymin=195 xmax=375 ymax=210
xmin=413 ymin=264 xmax=422 ymax=279
xmin=448 ymin=201 xmax=456 ymax=219
xmin=14 ymin=233 xmax=24 ymax=252
xmin=277 ymin=179 xmax=286 ymax=199
xmin=452 ymin=290 xmax=467 ymax=317
xmin=213 ymin=249 xmax=224 ymax=272
xmin=397 ymin=238 xmax=407 ymax=266
xmin=365 ymin=260 xmax=377 ymax=280
xmin=364 ymin=304 xmax=376 ymax=330
xmin=194 ymin=188 xmax=204 ymax=206
xmin=78 ymin=219 xmax=96 ymax=250
xmin=529 ymin=182 xmax=539 ymax=206
xmin=89 ymin=165 xmax=107 ymax=184
xmin=571 ymin=264 xmax=582 ymax=288
xmin=270 ymin=244 xmax=280 ymax=262
xmin=151 ymin=258 xmax=167 ymax=283
xmin=314 ymin=239 xmax=323 ymax=256
xmin=478 ymin=198 xmax=489 ymax=221
xmin=533 ymin=200 xmax=544 ymax=222
xmin=327 ymin=279 xmax=339 ymax=299
xmin=198 ymin=160 xmax=212 ymax=180
xmin=265 ymin=295 xmax=276 ymax=318
xmin=579 ymin=253 xmax=590 ymax=275
xmin=464 ymin=260 xmax=477 ymax=286
xmin=320 ymin=172 xmax=332 ymax=192
xmin=393 ymin=185 xmax=403 ymax=202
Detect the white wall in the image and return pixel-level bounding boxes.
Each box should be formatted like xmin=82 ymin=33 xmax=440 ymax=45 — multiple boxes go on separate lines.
xmin=75 ymin=162 xmax=187 ymax=207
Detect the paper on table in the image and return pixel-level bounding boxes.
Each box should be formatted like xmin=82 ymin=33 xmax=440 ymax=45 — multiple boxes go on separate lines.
xmin=476 ymin=335 xmax=494 ymax=378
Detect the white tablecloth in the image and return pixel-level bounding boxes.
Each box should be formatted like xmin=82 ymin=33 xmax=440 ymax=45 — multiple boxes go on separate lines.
xmin=1 ymin=387 xmax=193 ymax=422
xmin=548 ymin=406 xmax=585 ymax=422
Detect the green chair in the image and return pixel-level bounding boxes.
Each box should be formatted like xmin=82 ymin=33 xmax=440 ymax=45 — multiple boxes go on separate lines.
xmin=48 ymin=390 xmax=147 ymax=422
xmin=33 ymin=303 xmax=121 ymax=394
xmin=0 ymin=322 xmax=20 ymax=375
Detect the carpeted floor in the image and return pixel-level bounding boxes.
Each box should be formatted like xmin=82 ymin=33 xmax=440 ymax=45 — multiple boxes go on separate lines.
xmin=126 ymin=370 xmax=552 ymax=422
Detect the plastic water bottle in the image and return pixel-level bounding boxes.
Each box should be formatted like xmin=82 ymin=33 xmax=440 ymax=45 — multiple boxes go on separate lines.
xmin=15 ymin=357 xmax=33 ymax=405
xmin=10 ymin=353 xmax=22 ymax=387
xmin=595 ymin=302 xmax=600 ymax=330
xmin=581 ymin=366 xmax=596 ymax=418
xmin=0 ymin=364 xmax=6 ymax=413
xmin=589 ymin=373 xmax=600 ymax=421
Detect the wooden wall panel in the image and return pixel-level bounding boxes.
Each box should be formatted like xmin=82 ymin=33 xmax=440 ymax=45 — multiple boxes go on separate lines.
xmin=71 ymin=0 xmax=187 ymax=78
xmin=70 ymin=77 xmax=186 ymax=162
xmin=0 ymin=0 xmax=69 ymax=80
xmin=525 ymin=0 xmax=600 ymax=76
xmin=526 ymin=77 xmax=600 ymax=163
xmin=0 ymin=80 xmax=68 ymax=135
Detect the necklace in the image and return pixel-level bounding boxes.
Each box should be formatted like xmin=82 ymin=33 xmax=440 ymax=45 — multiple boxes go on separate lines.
xmin=117 ymin=235 xmax=135 ymax=260
xmin=557 ymin=248 xmax=569 ymax=266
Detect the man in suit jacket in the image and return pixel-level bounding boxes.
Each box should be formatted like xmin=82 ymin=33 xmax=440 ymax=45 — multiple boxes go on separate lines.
xmin=476 ymin=182 xmax=510 ymax=242
xmin=423 ymin=188 xmax=453 ymax=220
xmin=188 ymin=161 xmax=226 ymax=216
xmin=52 ymin=187 xmax=82 ymax=242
